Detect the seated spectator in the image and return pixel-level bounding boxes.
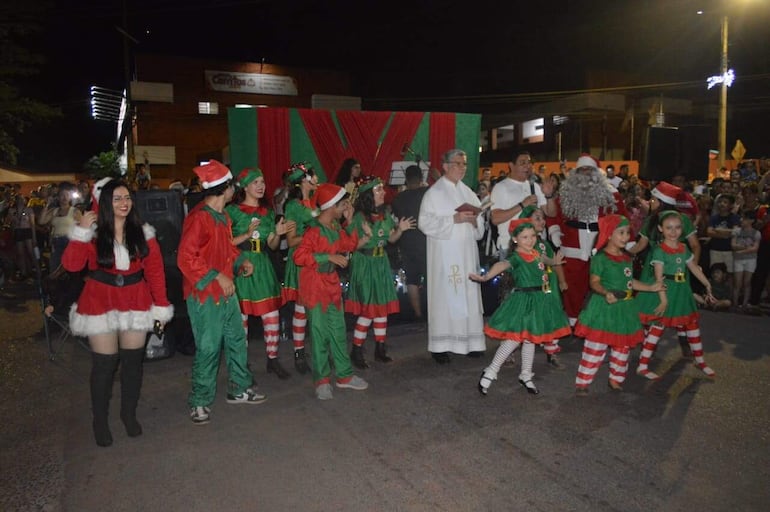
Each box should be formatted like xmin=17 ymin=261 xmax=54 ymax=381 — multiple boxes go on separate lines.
xmin=694 ymin=263 xmax=731 ymax=311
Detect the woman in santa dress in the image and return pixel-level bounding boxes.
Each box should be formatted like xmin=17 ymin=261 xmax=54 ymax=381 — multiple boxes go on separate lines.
xmin=63 ymin=179 xmax=173 ymax=447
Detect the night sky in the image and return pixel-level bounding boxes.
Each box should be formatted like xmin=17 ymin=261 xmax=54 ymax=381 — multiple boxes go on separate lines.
xmin=13 ymin=0 xmax=770 ymax=172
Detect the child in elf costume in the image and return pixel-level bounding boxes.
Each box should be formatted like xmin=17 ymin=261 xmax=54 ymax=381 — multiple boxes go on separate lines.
xmin=282 ymin=163 xmax=318 ymax=374
xmin=178 ymin=160 xmax=266 ymax=426
xmin=345 ymin=175 xmax=416 ymax=368
xmin=226 ymin=167 xmax=295 ymax=380
xmin=293 ymin=183 xmax=371 ymax=400
xmin=573 ymin=215 xmax=664 ymax=394
xmin=470 ymin=217 xmax=571 ymax=396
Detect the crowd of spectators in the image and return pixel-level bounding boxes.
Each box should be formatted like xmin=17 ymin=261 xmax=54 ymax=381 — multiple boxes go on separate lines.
xmin=473 ymin=157 xmax=770 ymax=313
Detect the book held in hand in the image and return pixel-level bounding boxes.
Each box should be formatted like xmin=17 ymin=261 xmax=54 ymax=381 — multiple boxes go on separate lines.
xmin=455 ymin=198 xmax=492 ymax=215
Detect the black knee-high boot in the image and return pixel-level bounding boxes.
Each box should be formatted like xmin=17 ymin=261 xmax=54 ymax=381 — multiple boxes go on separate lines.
xmin=119 ymin=348 xmax=145 ymax=438
xmin=91 ymin=352 xmax=119 ymax=447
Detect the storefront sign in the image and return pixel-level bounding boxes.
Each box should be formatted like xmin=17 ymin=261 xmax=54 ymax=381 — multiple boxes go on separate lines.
xmin=204 ymin=70 xmax=298 ymax=96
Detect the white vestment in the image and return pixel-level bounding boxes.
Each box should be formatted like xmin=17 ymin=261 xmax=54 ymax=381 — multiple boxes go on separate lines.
xmin=418 ymin=177 xmax=486 ymax=354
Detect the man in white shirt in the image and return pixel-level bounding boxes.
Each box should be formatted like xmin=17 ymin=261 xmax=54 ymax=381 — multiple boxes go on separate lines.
xmin=606 ymin=165 xmax=623 ymax=189
xmin=490 ymin=150 xmax=556 ymax=259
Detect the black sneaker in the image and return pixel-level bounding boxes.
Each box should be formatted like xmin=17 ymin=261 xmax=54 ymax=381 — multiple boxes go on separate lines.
xmin=226 ymin=387 xmax=267 ymax=404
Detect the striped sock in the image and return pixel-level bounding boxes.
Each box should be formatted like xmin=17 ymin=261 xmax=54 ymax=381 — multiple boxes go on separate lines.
xmin=292 ymin=305 xmax=306 ymax=350
xmin=373 ymin=316 xmax=387 ymax=343
xmin=262 ymin=311 xmax=280 ymax=359
xmin=353 ymin=316 xmax=372 ymax=347
xmin=575 ymin=339 xmax=607 ymax=388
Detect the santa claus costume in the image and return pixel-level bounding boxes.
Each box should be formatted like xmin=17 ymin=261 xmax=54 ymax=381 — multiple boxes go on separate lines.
xmin=63 ymin=178 xmax=173 ymax=447
xmin=548 ymin=154 xmax=628 ymax=326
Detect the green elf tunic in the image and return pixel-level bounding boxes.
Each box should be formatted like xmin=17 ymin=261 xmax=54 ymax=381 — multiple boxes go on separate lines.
xmin=636 ymin=242 xmax=699 ymax=327
xmin=294 ymin=219 xmax=360 ymax=383
xmin=282 ymin=198 xmax=316 ymax=302
xmin=637 ymin=212 xmax=696 ymax=282
xmin=485 ymin=249 xmax=572 ymax=343
xmin=345 ymin=211 xmax=400 ymax=318
xmin=574 ymin=250 xmax=645 ymax=348
xmin=225 ymin=203 xmax=282 ymax=316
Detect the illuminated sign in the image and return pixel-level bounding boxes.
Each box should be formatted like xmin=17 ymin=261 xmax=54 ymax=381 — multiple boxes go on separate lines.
xmin=707 ymin=69 xmax=735 ymax=90
xmin=204 ymin=70 xmax=298 ymax=96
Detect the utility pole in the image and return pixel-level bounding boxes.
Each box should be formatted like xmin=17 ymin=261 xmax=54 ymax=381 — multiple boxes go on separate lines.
xmin=718 ymin=15 xmax=728 ymax=168
xmin=122 ymin=0 xmax=135 ymax=182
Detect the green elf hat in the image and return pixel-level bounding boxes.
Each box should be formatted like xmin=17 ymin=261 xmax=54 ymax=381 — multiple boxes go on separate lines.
xmin=286 ymin=162 xmax=313 ymax=185
xmin=658 ymin=210 xmax=682 ymax=225
xmin=236 ymin=167 xmax=263 ymax=188
xmin=356 ymin=175 xmax=383 ymax=194
xmin=520 ymin=204 xmax=539 ymax=219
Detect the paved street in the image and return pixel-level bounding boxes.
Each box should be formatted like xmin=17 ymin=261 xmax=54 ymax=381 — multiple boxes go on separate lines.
xmin=1 ymin=281 xmax=769 ymax=512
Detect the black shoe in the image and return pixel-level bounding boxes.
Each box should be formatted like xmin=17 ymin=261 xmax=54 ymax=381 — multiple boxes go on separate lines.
xmin=350 ymin=345 xmax=370 ymax=369
xmin=518 ymin=378 xmax=539 ymax=395
xmin=266 ymin=357 xmax=291 ymax=380
xmin=294 ymin=348 xmax=310 ymax=375
xmin=431 ymin=352 xmax=451 ymax=364
xmin=374 ymin=342 xmax=393 ymax=363
xmin=466 ymin=351 xmax=485 ymax=358
xmin=546 ymin=354 xmax=565 ymax=370
xmin=678 ymin=336 xmax=693 ymax=360
xmin=478 ymin=372 xmax=493 ymax=396
xmin=119 ymin=348 xmax=145 ymax=438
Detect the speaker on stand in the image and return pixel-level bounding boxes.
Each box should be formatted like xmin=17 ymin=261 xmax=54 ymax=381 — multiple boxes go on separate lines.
xmin=134 ymin=190 xmax=192 ymax=359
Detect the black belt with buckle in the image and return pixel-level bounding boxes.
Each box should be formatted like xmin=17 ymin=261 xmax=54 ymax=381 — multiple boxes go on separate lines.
xmin=664 ymin=273 xmax=687 ymax=283
xmin=89 ymin=269 xmax=144 ymax=287
xmin=237 ymin=239 xmax=262 ymax=253
xmin=599 ymin=289 xmax=634 ymax=300
xmin=512 ymin=284 xmax=550 ymax=293
xmin=358 ymin=246 xmax=386 ymax=257
xmin=566 ymin=220 xmax=599 ymax=232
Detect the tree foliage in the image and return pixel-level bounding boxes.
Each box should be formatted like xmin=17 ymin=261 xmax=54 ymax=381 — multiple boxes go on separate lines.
xmin=0 ymin=2 xmax=61 ymax=165
xmin=83 ymin=144 xmax=122 ymax=179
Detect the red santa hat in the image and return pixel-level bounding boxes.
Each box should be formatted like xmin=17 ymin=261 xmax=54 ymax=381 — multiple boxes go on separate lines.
xmin=575 ymin=154 xmax=600 ymax=171
xmin=508 ymin=217 xmax=534 ymax=236
xmin=651 ymin=181 xmax=682 ymax=206
xmin=314 ymin=183 xmax=347 ymax=210
xmin=92 ymin=177 xmax=113 ymax=205
xmin=594 ymin=214 xmax=629 ymax=252
xmin=193 ymin=160 xmax=232 ymax=190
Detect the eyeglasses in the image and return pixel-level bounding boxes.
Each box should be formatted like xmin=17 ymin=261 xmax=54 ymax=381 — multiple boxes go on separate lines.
xmin=449 ymin=161 xmax=468 ymax=167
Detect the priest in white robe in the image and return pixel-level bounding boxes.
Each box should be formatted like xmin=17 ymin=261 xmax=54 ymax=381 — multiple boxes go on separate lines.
xmin=418 ymin=149 xmax=486 ymax=363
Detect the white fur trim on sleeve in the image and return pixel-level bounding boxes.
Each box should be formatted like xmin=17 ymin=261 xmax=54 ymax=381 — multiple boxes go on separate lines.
xmin=151 ymin=304 xmax=174 ymax=323
xmin=70 ymin=224 xmax=96 ymax=242
xmin=142 ymin=223 xmax=157 ymax=240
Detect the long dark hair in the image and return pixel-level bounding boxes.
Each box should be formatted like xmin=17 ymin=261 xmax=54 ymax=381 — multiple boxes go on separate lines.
xmin=96 ymin=180 xmax=149 ymax=267
xmin=335 ymin=158 xmax=359 ymax=186
xmin=287 ymin=169 xmax=313 ymax=202
xmin=353 ymin=187 xmax=385 ymax=221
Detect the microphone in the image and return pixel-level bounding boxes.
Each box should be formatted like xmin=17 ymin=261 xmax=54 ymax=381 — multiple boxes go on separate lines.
xmin=400 ymin=143 xmax=410 ymax=156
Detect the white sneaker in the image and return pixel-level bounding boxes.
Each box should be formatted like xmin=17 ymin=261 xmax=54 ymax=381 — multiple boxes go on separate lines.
xmin=315 ymin=383 xmax=333 ymax=400
xmin=335 ymin=375 xmax=368 ymax=390
xmin=190 ymin=406 xmax=211 ymax=425
xmin=226 ymin=387 xmax=268 ymax=404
